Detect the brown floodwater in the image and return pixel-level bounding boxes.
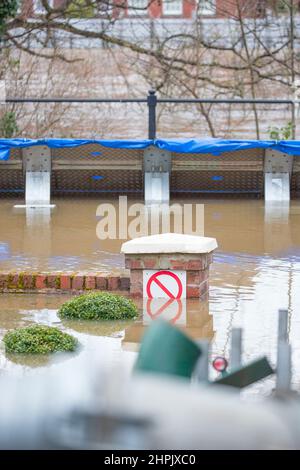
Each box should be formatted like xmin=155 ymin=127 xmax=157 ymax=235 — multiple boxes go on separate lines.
xmin=0 ymin=198 xmax=300 ymax=396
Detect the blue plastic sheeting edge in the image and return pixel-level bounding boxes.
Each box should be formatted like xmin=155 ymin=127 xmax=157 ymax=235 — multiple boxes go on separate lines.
xmin=1 ymin=137 xmax=300 ymax=161
xmin=154 ymin=138 xmax=300 ymax=155
xmin=0 ymin=138 xmax=152 ymax=161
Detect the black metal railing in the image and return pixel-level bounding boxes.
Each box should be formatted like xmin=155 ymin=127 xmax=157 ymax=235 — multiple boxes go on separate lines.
xmin=5 ymin=90 xmax=297 ymax=139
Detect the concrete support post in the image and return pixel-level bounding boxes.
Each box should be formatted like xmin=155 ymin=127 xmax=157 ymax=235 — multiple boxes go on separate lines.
xmin=264 ymin=149 xmax=293 ymax=202
xmin=143 ymin=146 xmax=171 ymax=204
xmin=16 ymin=146 xmax=55 ymax=208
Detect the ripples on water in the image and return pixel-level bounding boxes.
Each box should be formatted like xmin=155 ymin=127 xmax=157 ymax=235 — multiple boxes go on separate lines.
xmin=0 ymin=198 xmax=300 ymax=396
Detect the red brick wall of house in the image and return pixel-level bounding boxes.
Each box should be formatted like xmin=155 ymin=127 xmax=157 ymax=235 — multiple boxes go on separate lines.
xmin=216 ymin=0 xmax=266 ymax=19
xmin=20 ymin=0 xmax=267 ymax=19
xmin=130 ymin=1 xmax=265 ymax=19
xmin=149 ymin=0 xmax=162 ymax=18
xmin=183 ymin=0 xmax=196 ymax=19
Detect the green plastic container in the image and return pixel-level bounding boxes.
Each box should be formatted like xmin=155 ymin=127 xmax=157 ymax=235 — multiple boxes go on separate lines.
xmin=134 ymin=320 xmax=201 ymax=380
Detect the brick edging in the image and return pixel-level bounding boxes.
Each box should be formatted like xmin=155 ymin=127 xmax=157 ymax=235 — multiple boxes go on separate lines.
xmin=0 ymin=272 xmax=130 ymax=293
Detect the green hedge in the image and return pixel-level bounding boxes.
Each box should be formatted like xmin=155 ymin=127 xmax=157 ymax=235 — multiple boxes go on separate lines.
xmin=58 ymin=292 xmax=138 ymax=321
xmin=3 ymin=325 xmax=78 ymax=354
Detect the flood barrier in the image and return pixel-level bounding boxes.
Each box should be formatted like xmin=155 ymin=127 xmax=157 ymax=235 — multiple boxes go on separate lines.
xmin=1 ymin=138 xmax=300 ymax=202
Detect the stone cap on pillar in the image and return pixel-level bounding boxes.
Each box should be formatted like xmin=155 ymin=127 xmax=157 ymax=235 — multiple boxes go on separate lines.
xmin=121 ymin=233 xmax=218 ymax=255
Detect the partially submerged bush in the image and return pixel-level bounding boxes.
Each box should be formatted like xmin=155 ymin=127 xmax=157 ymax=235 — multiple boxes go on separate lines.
xmin=3 ymin=325 xmax=78 ymax=354
xmin=58 ymin=292 xmax=138 ymax=321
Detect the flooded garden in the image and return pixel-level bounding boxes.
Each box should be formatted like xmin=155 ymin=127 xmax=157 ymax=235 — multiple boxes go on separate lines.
xmin=1 ymin=197 xmax=300 ymax=398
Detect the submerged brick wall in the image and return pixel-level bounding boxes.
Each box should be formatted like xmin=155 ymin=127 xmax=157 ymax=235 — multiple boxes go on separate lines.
xmin=0 ymin=272 xmax=130 ymax=293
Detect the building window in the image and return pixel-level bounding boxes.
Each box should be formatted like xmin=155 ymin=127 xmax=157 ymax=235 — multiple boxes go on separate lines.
xmin=163 ymin=0 xmax=183 ymax=16
xmin=96 ymin=1 xmax=114 ymax=17
xmin=127 ymin=0 xmax=148 ymax=16
xmin=33 ymin=0 xmax=54 ymax=13
xmin=198 ymin=0 xmax=216 ymax=16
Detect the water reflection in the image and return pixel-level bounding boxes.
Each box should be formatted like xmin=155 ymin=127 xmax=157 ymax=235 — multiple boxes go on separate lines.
xmin=1 ymin=198 xmax=300 ymax=271
xmin=62 ymin=319 xmax=133 ymax=337
xmin=0 ymin=295 xmax=137 ymax=375
xmin=122 ymin=299 xmax=214 ymax=352
xmin=6 ymin=351 xmax=76 ymax=368
xmin=143 ymin=299 xmax=186 ymax=324
xmin=264 ymin=201 xmax=291 ymax=255
xmin=0 ymin=242 xmax=10 ymax=261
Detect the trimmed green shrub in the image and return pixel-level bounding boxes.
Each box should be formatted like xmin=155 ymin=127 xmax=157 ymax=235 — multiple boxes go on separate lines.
xmin=58 ymin=292 xmax=138 ymax=321
xmin=3 ymin=325 xmax=78 ymax=354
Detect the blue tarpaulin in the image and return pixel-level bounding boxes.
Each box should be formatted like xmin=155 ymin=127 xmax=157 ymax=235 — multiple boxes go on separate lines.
xmin=0 ymin=138 xmax=152 ymax=161
xmin=1 ymin=137 xmax=300 ymax=161
xmin=155 ymin=138 xmax=300 ymax=155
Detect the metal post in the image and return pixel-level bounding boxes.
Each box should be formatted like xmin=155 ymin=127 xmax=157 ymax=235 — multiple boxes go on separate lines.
xmin=230 ymin=328 xmax=242 ymax=371
xmin=276 ymin=342 xmax=292 ymax=395
xmin=291 ymin=101 xmax=296 ymax=139
xmin=147 ymin=89 xmax=157 ymax=140
xmin=275 ymin=309 xmax=292 ymax=395
xmin=290 ymin=2 xmax=296 ymax=139
xmin=278 ymin=309 xmax=288 ymax=344
xmin=194 ymin=340 xmax=210 ymax=383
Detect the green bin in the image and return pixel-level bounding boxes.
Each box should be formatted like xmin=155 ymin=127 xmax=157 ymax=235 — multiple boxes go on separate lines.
xmin=134 ymin=320 xmax=201 ymax=380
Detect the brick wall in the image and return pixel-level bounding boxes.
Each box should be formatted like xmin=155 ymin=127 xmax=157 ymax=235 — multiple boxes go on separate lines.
xmin=0 ymin=271 xmax=130 ymax=293
xmin=125 ymin=252 xmax=214 ymax=298
xmin=20 ymin=0 xmax=268 ymax=19
xmin=216 ymin=0 xmax=266 ymax=18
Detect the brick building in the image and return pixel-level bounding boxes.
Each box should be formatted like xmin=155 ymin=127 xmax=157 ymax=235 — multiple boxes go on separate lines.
xmin=19 ymin=1 xmax=267 ymax=20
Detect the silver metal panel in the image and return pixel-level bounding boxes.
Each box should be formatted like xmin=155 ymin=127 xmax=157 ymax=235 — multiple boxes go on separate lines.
xmin=264 ymin=149 xmax=293 ymax=201
xmin=144 ymin=172 xmax=170 ymax=204
xmin=264 ymin=149 xmax=293 ymax=174
xmin=23 ymin=146 xmax=51 ymax=173
xmin=143 ymin=146 xmax=171 ymax=173
xmin=144 ymin=146 xmax=171 ymax=203
xmin=22 ymin=146 xmax=52 ymax=206
xmin=25 ymin=172 xmax=51 ymax=206
xmin=264 ymin=173 xmax=291 ymax=201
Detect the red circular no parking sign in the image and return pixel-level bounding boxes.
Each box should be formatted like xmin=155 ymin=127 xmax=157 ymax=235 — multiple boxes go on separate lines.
xmin=146 ymin=270 xmax=183 ymax=299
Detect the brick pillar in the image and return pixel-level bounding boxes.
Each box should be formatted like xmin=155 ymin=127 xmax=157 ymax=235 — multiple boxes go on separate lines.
xmin=121 ymin=234 xmax=217 ymax=299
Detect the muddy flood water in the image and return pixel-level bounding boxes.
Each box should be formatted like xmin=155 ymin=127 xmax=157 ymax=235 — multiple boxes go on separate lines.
xmin=1 ymin=198 xmax=300 ymax=397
